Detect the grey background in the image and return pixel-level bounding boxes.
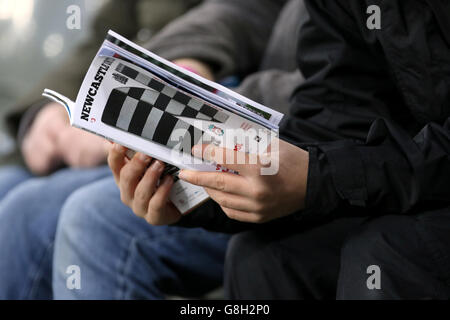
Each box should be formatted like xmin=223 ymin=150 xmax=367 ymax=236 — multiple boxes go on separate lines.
xmin=0 ymin=0 xmax=107 ymax=154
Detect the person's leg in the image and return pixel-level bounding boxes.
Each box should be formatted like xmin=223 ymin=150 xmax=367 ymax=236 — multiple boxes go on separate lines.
xmin=53 ymin=176 xmax=230 ymax=300
xmin=0 ymin=166 xmax=111 ymax=299
xmin=337 ymin=208 xmax=450 ymax=299
xmin=224 ymin=217 xmax=366 ymax=299
xmin=0 ymin=166 xmax=32 ymax=200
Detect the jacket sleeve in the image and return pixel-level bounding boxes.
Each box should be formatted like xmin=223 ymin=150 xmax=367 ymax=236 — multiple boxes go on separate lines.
xmin=234 ymin=69 xmax=304 ymax=115
xmin=146 ymin=0 xmax=288 ymax=79
xmin=281 ymin=0 xmax=450 ymax=219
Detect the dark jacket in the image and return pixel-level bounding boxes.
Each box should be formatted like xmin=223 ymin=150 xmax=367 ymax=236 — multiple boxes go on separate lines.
xmin=178 ymin=0 xmax=450 ymax=232
xmin=282 ymin=0 xmax=450 ymax=220
xmin=147 ymin=0 xmax=306 ymax=113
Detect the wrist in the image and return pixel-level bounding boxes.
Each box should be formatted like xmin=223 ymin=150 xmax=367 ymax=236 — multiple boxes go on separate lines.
xmin=293 ymin=148 xmax=309 ymax=212
xmin=293 ymin=147 xmax=342 ymax=222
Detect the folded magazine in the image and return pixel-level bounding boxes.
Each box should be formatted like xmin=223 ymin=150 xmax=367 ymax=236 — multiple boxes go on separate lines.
xmin=43 ymin=30 xmax=284 ymax=214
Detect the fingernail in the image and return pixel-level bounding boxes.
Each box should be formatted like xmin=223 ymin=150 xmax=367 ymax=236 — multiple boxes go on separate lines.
xmin=114 ymin=143 xmax=125 ymax=152
xmin=162 ymin=175 xmax=173 ymax=186
xmin=139 ymin=153 xmax=151 ymax=163
xmin=192 ymin=145 xmax=203 ymax=158
xmin=150 ymin=160 xmax=164 ymax=172
xmin=178 ymin=170 xmax=187 ymax=180
xmin=125 ymin=150 xmax=136 ymax=160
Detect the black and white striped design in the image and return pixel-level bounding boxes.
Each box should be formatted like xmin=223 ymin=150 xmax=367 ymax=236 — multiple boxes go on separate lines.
xmin=115 ymin=63 xmax=230 ymax=123
xmin=102 ymin=87 xmax=206 ymax=151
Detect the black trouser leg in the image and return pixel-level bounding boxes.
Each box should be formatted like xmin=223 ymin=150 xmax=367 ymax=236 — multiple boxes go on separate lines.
xmin=337 ymin=208 xmax=450 ymax=300
xmin=224 ymin=217 xmax=366 ymax=299
xmin=225 ymin=207 xmax=450 ymax=300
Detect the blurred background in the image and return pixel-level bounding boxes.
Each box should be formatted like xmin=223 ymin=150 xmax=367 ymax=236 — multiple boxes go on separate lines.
xmin=0 ymin=0 xmax=107 ymax=154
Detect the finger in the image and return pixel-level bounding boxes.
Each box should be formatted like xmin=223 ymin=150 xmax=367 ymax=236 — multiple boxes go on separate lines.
xmin=118 ymin=152 xmax=152 ymax=205
xmin=107 ymin=144 xmax=127 ymax=184
xmin=132 ymin=160 xmax=165 ymax=217
xmin=192 ymin=144 xmax=260 ymax=175
xmin=178 ymin=170 xmax=251 ymax=196
xmin=204 ymin=188 xmax=259 ymax=212
xmin=146 ymin=175 xmax=181 ymax=225
xmin=221 ymin=207 xmax=267 ymax=224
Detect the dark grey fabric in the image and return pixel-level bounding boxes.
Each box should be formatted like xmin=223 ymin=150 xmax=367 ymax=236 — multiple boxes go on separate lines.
xmin=225 ymin=207 xmax=450 ymax=300
xmin=147 ymin=0 xmax=307 ymax=114
xmin=147 ymin=0 xmax=291 ymax=78
xmin=282 ymin=0 xmax=450 ymax=218
xmin=225 ymin=217 xmax=365 ymax=299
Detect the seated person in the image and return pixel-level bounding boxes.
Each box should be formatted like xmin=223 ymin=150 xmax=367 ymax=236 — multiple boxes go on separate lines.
xmin=111 ymin=0 xmax=450 ymax=299
xmin=0 ymin=0 xmax=225 ymax=300
xmin=0 ymin=0 xmax=308 ymax=299
xmin=51 ymin=0 xmax=307 ymax=299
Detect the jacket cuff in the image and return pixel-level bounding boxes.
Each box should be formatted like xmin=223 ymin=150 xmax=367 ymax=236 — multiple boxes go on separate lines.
xmin=295 ymin=146 xmax=347 ymax=221
xmin=320 ymin=144 xmax=368 ymax=208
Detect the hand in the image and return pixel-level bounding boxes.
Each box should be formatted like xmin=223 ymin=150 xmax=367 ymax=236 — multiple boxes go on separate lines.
xmin=108 ymin=144 xmax=182 ymax=225
xmin=172 ymin=58 xmax=215 ymax=81
xmin=178 ymin=139 xmax=309 ymax=223
xmin=22 ymin=102 xmax=68 ymax=175
xmin=57 ymin=126 xmax=109 ymax=168
xmin=22 ymin=102 xmax=109 ymax=175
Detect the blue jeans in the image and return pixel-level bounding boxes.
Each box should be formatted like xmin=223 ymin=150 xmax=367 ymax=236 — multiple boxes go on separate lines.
xmin=0 ymin=166 xmax=111 ymax=299
xmin=53 ymin=176 xmax=230 ymax=299
xmin=0 ymin=166 xmax=32 ymax=200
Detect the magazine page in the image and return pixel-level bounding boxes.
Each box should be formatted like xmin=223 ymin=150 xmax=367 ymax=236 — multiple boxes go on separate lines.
xmin=42 ymin=33 xmax=284 ymax=214
xmin=44 ymin=56 xmax=214 ymax=214
xmin=71 ymin=55 xmax=217 ymax=171
xmin=104 ymin=30 xmax=284 ymax=130
xmin=109 ymin=58 xmax=276 ymax=155
xmin=44 ymin=88 xmax=210 ymax=214
xmin=69 ymin=54 xmax=276 ymax=160
xmin=101 ymin=41 xmax=277 ymax=130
